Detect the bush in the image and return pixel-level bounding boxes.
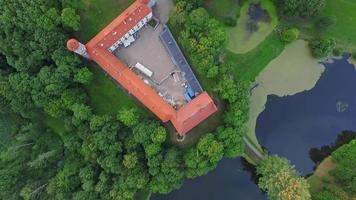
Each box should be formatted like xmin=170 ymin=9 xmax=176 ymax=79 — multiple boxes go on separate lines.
xmin=316 ymin=16 xmax=337 ymax=31
xmin=280 ymin=27 xmax=300 ymax=43
xmin=274 ymin=0 xmax=325 ymax=18
xmin=223 ymin=17 xmax=237 ymax=27
xmin=61 ymin=8 xmax=80 ymax=31
xmin=333 ymin=48 xmax=342 ymax=56
xmin=309 ymin=37 xmax=336 ymax=58
xmin=352 ymin=52 xmax=356 ymax=60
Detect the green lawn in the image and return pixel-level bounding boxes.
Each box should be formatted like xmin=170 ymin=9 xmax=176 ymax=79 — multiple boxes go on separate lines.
xmin=77 ymin=0 xmax=133 ymax=42
xmin=75 ymin=0 xmax=148 ymax=116
xmin=321 ymin=0 xmax=356 ymax=52
xmin=84 ymin=64 xmax=148 ymax=116
xmin=227 ymin=0 xmax=278 ymax=54
xmin=203 ymin=0 xmax=240 ymax=22
xmin=225 ymin=31 xmax=285 ymax=81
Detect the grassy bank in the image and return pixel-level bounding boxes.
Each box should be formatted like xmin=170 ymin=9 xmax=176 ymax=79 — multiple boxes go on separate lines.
xmin=308 ymin=157 xmax=336 ymax=193
xmin=225 ymin=31 xmax=285 ymax=82
xmin=203 ymin=0 xmax=240 ymax=22
xmin=227 ymin=0 xmax=278 ymax=54
xmin=320 ymin=0 xmax=356 ymax=52
xmin=77 ymin=0 xmax=133 ymax=42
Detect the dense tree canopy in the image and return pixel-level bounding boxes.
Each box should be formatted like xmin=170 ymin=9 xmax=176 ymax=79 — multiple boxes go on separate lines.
xmin=0 ymin=0 xmax=251 ymax=199
xmin=309 ymin=37 xmax=336 ymax=58
xmin=256 ymin=155 xmax=311 ymax=200
xmin=274 ymin=0 xmax=325 ymax=18
xmin=330 ymin=140 xmax=356 ymax=195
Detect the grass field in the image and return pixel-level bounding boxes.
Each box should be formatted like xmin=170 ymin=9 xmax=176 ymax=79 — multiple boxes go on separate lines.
xmin=203 ymin=0 xmax=240 ymax=22
xmin=84 ymin=64 xmax=148 ymax=116
xmin=320 ymin=0 xmax=356 ymax=52
xmin=75 ymin=0 xmax=148 ymax=116
xmin=227 ymin=0 xmax=278 ymax=54
xmin=225 ymin=31 xmax=285 ymax=81
xmin=308 ymin=157 xmax=336 ymax=193
xmin=77 ymin=0 xmax=133 ymax=42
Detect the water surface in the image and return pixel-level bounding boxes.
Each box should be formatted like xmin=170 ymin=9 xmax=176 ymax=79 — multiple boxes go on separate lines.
xmin=256 ymin=55 xmax=356 ymax=175
xmin=152 ymin=158 xmax=266 ymax=200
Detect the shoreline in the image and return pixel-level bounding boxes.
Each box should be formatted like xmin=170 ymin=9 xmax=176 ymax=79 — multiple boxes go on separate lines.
xmin=246 ymin=40 xmax=325 ymax=148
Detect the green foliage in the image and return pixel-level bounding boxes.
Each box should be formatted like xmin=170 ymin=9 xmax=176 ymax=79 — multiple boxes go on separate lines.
xmin=185 ymin=134 xmax=224 ymax=178
xmin=312 ymin=190 xmax=338 ymax=200
xmin=274 ymin=0 xmax=325 ymax=18
xmin=216 ymin=127 xmax=244 ymax=158
xmin=352 ymin=52 xmax=356 ymax=60
xmin=176 ymin=7 xmax=227 ymax=78
xmin=256 ymin=155 xmax=311 ymax=200
xmin=117 ymin=107 xmax=140 ymax=127
xmin=61 ymin=8 xmax=80 ymax=31
xmin=71 ymin=103 xmax=92 ymax=122
xmin=223 ymin=16 xmax=237 ymax=27
xmin=315 ymin=16 xmax=337 ymax=32
xmin=280 ymin=27 xmax=300 ymax=43
xmin=74 ymin=67 xmax=93 ymax=84
xmin=332 ymin=48 xmax=342 ymax=57
xmin=312 ymin=186 xmax=349 ymax=200
xmin=309 ymin=37 xmax=336 ymax=58
xmin=330 ymin=140 xmax=356 ymax=195
xmin=123 ymin=153 xmax=138 ymax=169
xmin=61 ymin=0 xmax=84 ymax=10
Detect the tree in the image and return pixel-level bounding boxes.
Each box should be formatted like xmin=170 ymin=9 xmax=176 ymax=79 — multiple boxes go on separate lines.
xmin=123 ymin=153 xmax=138 ymax=169
xmin=71 ymin=103 xmax=92 ymax=122
xmin=330 ymin=140 xmax=356 ymax=195
xmin=117 ymin=107 xmax=140 ymax=127
xmin=256 ymin=155 xmax=311 ymax=200
xmin=61 ymin=8 xmax=80 ymax=31
xmin=149 ymin=148 xmax=184 ymax=194
xmin=216 ymin=127 xmax=244 ymax=158
xmin=312 ymin=186 xmax=348 ymax=200
xmin=185 ymin=134 xmax=224 ymax=178
xmin=315 ymin=16 xmax=337 ymax=32
xmin=274 ymin=0 xmax=325 ymax=18
xmin=74 ymin=67 xmax=93 ymax=84
xmin=309 ymin=37 xmax=336 ymax=58
xmin=280 ymin=27 xmax=300 ymax=43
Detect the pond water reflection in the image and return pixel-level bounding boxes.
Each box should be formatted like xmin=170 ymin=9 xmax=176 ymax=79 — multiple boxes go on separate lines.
xmin=151 ymin=158 xmax=266 ymax=200
xmin=256 ymin=55 xmax=356 ymax=175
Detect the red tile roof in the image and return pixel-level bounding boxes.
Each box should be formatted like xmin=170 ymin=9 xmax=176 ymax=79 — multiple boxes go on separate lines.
xmin=171 ymin=92 xmax=218 ymax=135
xmin=68 ymin=0 xmax=218 ymax=135
xmin=67 ymin=39 xmax=79 ymax=51
xmin=86 ymin=0 xmax=152 ymax=50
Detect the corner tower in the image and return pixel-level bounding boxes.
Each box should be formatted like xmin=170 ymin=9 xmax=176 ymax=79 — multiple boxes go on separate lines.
xmin=67 ymin=38 xmax=90 ymax=59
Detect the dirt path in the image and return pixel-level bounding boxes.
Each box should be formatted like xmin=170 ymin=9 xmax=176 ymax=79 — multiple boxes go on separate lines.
xmin=154 ymin=0 xmax=174 ymax=24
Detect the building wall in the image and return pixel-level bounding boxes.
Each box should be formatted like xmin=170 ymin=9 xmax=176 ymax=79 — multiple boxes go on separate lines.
xmin=109 ymin=12 xmax=153 ymax=52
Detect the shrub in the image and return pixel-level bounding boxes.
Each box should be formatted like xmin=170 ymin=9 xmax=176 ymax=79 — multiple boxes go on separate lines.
xmin=316 ymin=16 xmax=337 ymax=31
xmin=333 ymin=48 xmax=342 ymax=56
xmin=280 ymin=27 xmax=300 ymax=43
xmin=352 ymin=52 xmax=356 ymax=60
xmin=223 ymin=17 xmax=237 ymax=27
xmin=309 ymin=37 xmax=336 ymax=58
xmin=274 ymin=0 xmax=325 ymax=18
xmin=61 ymin=8 xmax=80 ymax=31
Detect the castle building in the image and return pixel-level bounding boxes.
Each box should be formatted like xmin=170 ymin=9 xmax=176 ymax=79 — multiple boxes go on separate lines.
xmin=67 ymin=0 xmax=217 ymax=136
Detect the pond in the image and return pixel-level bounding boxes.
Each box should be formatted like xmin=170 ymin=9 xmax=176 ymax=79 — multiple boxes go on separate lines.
xmin=256 ymin=54 xmax=356 ymax=175
xmin=151 ymin=158 xmax=266 ymax=200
